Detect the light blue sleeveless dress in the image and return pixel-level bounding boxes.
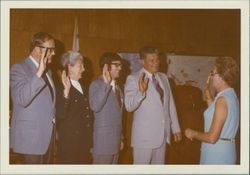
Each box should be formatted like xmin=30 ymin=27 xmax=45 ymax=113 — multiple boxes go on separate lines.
xmin=200 ymin=88 xmax=239 ymax=164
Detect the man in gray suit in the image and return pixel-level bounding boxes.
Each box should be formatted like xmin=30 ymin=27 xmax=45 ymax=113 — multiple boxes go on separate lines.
xmin=10 ymin=32 xmax=56 ymax=164
xmin=89 ymin=52 xmax=124 ymax=164
xmin=124 ymin=46 xmax=182 ymax=164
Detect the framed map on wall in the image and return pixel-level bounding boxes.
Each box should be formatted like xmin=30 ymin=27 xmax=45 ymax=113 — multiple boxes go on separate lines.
xmin=119 ymin=52 xmax=217 ymax=99
xmin=166 ymin=54 xmax=217 ymax=98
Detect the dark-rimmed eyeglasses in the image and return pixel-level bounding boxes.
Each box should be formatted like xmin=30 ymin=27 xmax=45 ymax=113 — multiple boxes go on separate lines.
xmin=210 ymin=71 xmax=219 ymax=76
xmin=37 ymin=45 xmax=55 ymax=52
xmin=111 ymin=63 xmax=122 ymax=68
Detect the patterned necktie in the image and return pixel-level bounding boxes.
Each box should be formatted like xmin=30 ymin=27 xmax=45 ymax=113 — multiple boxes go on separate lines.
xmin=42 ymin=72 xmax=54 ymax=102
xmin=152 ymin=74 xmax=164 ymax=103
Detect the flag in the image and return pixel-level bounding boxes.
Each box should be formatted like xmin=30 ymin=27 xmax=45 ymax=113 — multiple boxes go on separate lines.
xmin=72 ymin=16 xmax=79 ymax=52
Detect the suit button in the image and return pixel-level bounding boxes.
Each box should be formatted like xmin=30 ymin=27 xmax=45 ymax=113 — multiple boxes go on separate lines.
xmin=86 ymin=106 xmax=89 ymax=110
xmin=75 ymin=99 xmax=78 ymax=102
xmin=86 ymin=124 xmax=90 ymax=127
xmin=86 ymin=115 xmax=90 ymax=118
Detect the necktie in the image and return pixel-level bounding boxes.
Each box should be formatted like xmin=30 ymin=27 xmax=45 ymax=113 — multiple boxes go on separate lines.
xmin=115 ymin=85 xmax=122 ymax=108
xmin=42 ymin=72 xmax=54 ymax=102
xmin=152 ymin=74 xmax=164 ymax=103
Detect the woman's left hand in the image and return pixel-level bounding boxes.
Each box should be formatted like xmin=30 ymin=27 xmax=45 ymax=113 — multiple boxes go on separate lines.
xmin=185 ymin=128 xmax=196 ymax=141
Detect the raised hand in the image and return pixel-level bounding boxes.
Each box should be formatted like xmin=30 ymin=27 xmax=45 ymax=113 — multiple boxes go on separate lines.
xmin=138 ymin=73 xmax=149 ymax=94
xmin=36 ymin=48 xmax=48 ymax=77
xmin=62 ymin=70 xmax=71 ymax=98
xmin=204 ymin=73 xmax=213 ymax=103
xmin=103 ymin=64 xmax=112 ymax=84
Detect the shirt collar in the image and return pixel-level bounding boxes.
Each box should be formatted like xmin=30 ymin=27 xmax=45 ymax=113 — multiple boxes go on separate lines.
xmin=142 ymin=68 xmax=156 ymax=80
xmin=70 ymin=79 xmax=83 ymax=94
xmin=29 ymin=55 xmax=39 ymax=68
xmin=70 ymin=79 xmax=80 ymax=85
xmin=110 ymin=80 xmax=116 ymax=86
xmin=110 ymin=80 xmax=116 ymax=91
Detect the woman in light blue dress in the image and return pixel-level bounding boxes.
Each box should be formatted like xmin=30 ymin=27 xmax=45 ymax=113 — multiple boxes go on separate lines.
xmin=185 ymin=57 xmax=239 ymax=164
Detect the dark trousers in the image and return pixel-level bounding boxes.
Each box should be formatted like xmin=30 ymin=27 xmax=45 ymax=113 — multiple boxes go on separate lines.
xmin=22 ymin=125 xmax=55 ymax=164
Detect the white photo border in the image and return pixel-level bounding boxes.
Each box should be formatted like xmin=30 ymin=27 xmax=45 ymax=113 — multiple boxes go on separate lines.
xmin=1 ymin=0 xmax=249 ymax=174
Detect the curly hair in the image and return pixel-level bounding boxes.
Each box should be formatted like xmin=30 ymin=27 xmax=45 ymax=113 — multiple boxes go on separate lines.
xmin=215 ymin=56 xmax=239 ymax=87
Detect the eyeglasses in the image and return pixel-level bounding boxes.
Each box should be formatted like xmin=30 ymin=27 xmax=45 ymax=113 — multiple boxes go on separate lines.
xmin=37 ymin=45 xmax=56 ymax=52
xmin=210 ymin=71 xmax=219 ymax=76
xmin=111 ymin=63 xmax=122 ymax=68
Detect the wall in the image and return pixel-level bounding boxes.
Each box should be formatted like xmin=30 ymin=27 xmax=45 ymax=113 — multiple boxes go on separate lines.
xmin=9 ymin=8 xmax=241 ymax=164
xmin=10 ymin=9 xmax=240 ymax=80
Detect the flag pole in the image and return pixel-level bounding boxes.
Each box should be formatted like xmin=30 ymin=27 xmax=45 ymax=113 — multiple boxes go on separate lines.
xmin=72 ymin=16 xmax=79 ymax=52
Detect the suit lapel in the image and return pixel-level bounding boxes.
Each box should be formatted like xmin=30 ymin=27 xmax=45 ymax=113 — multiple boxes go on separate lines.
xmin=46 ymin=70 xmax=56 ymax=106
xmin=25 ymin=57 xmax=56 ymax=106
xmin=25 ymin=57 xmax=38 ymax=75
xmin=148 ymin=77 xmax=163 ymax=105
xmin=156 ymin=73 xmax=168 ymax=105
xmin=138 ymin=69 xmax=163 ymax=105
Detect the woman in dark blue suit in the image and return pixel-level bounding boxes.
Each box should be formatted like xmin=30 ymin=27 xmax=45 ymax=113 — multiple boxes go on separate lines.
xmin=56 ymin=51 xmax=93 ymax=164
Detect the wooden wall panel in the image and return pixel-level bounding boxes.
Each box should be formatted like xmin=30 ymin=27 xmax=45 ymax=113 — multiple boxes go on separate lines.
xmin=10 ymin=9 xmax=240 ymax=79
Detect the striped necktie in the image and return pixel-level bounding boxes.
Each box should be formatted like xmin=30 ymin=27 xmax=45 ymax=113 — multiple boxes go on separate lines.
xmin=152 ymin=74 xmax=164 ymax=103
xmin=115 ymin=84 xmax=122 ymax=108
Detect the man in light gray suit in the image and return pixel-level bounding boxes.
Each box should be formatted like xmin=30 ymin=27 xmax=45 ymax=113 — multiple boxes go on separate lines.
xmin=124 ymin=46 xmax=182 ymax=164
xmin=10 ymin=32 xmax=56 ymax=164
xmin=89 ymin=52 xmax=124 ymax=164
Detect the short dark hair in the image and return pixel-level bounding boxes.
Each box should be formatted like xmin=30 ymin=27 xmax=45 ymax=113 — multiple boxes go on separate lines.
xmin=139 ymin=46 xmax=159 ymax=60
xmin=99 ymin=52 xmax=122 ymax=69
xmin=29 ymin=32 xmax=54 ymax=52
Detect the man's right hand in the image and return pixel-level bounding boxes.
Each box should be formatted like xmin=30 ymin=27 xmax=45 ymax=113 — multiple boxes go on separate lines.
xmin=36 ymin=48 xmax=48 ymax=77
xmin=103 ymin=64 xmax=112 ymax=84
xmin=138 ymin=73 xmax=149 ymax=94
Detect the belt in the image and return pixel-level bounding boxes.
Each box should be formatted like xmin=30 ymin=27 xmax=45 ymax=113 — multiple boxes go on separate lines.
xmin=220 ymin=138 xmax=235 ymax=142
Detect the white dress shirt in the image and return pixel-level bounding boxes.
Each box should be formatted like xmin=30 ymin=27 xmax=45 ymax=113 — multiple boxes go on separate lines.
xmin=70 ymin=79 xmax=83 ymax=94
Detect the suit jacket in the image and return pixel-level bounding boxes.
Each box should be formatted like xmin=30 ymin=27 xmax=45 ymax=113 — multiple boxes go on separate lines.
xmin=124 ymin=68 xmax=181 ymax=149
xmin=10 ymin=57 xmax=55 ymax=154
xmin=89 ymin=76 xmax=123 ymax=155
xmin=56 ymin=82 xmax=93 ymax=163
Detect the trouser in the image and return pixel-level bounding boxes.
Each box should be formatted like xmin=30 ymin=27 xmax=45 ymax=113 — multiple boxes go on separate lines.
xmin=133 ymin=139 xmax=166 ymax=164
xmin=93 ymin=153 xmax=119 ymax=164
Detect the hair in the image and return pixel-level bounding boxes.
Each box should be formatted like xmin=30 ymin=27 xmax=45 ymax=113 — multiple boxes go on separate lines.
xmin=139 ymin=46 xmax=160 ymax=60
xmin=29 ymin=32 xmax=55 ymax=52
xmin=60 ymin=51 xmax=83 ymax=69
xmin=99 ymin=52 xmax=122 ymax=69
xmin=215 ymin=56 xmax=239 ymax=87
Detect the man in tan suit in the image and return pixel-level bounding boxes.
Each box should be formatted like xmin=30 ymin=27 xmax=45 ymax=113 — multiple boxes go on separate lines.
xmin=124 ymin=46 xmax=182 ymax=164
